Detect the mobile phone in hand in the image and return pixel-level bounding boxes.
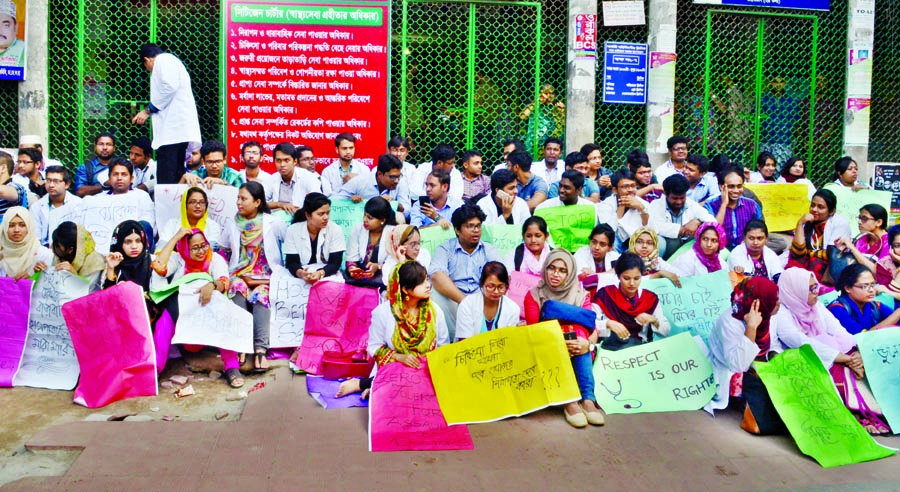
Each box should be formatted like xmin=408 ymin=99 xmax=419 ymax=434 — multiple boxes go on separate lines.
xmin=563 ymin=331 xmax=577 ymax=341
xmin=419 ymin=196 xmax=431 ymax=208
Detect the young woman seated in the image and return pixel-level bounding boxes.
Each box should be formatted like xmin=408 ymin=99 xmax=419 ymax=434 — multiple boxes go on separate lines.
xmin=504 ymin=216 xmax=551 ymax=277
xmin=51 ymin=221 xmax=105 ymax=290
xmin=627 ymin=227 xmax=682 ymax=286
xmin=727 ymin=219 xmax=784 ymax=281
xmin=593 ymin=252 xmax=670 ymax=344
xmin=827 ymin=263 xmax=900 ymax=335
xmin=346 ymin=196 xmax=396 ymax=287
xmin=456 ymin=261 xmax=521 ymax=341
xmin=381 ymin=224 xmax=430 ymax=286
xmin=0 ymin=206 xmax=52 ymax=279
xmin=574 ymin=223 xmax=620 ymax=277
xmin=671 ymin=221 xmax=727 ymax=277
xmin=834 ymin=204 xmax=890 ymax=272
xmin=284 ymin=193 xmax=346 ymax=284
xmin=787 ymin=189 xmax=852 ymax=285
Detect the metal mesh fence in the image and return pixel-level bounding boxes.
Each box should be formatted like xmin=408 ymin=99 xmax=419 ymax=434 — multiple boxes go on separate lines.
xmin=869 ymin=1 xmax=900 ymax=163
xmin=593 ymin=11 xmax=648 ymax=171
xmin=674 ymin=0 xmax=848 ymax=187
xmin=0 ymin=80 xmax=18 ymax=150
xmin=390 ymin=0 xmax=567 ymax=170
xmin=47 ymin=0 xmax=220 ymax=169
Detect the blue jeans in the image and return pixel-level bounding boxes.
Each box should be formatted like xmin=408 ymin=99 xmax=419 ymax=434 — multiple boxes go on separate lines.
xmin=571 ymin=352 xmax=595 ymax=402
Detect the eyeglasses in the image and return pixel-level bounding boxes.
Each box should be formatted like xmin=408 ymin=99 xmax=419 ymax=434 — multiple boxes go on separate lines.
xmin=205 ymin=159 xmax=226 ymax=166
xmin=809 ymin=284 xmax=820 ymax=293
xmin=45 ymin=178 xmax=65 ymax=185
xmin=463 ymin=223 xmax=482 ymax=232
xmin=725 ymin=184 xmax=744 ymax=190
xmin=671 ymin=146 xmax=688 ymax=152
xmin=852 ymin=282 xmax=877 ymax=291
xmin=190 ymin=243 xmax=210 ymax=253
xmin=404 ymin=241 xmax=421 ymax=249
xmin=482 ymin=284 xmax=508 ymax=293
xmin=547 ymin=265 xmax=569 ymax=276
xmin=385 ymin=174 xmax=401 ymax=182
xmin=187 ymin=200 xmax=207 ymax=207
xmin=857 ymin=215 xmax=874 ymax=222
xmin=243 ymin=151 xmax=261 ymax=156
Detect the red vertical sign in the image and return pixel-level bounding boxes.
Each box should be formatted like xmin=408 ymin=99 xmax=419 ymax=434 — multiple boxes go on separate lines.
xmin=224 ymin=1 xmax=390 ymax=172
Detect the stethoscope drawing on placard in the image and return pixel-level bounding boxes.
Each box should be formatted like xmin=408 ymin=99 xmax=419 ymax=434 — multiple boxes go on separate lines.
xmin=599 ymin=379 xmax=643 ymax=410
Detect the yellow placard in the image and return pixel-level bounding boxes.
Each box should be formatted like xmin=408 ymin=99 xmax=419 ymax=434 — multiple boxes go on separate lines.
xmin=745 ymin=183 xmax=809 ymax=232
xmin=426 ymin=321 xmax=580 ymax=424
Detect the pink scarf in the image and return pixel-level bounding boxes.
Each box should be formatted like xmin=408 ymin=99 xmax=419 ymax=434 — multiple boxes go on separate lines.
xmin=521 ymin=242 xmax=550 ymax=276
xmin=692 ymin=222 xmax=726 ymax=273
xmin=778 ymin=267 xmax=822 ymax=337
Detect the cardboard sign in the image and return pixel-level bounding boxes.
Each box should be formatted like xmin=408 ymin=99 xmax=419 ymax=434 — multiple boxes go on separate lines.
xmin=268 ymin=266 xmax=311 ymax=348
xmin=823 ymin=184 xmax=892 ymax=236
xmin=427 ymin=321 xmax=580 ymax=424
xmin=0 ymin=277 xmax=34 ymax=386
xmin=641 ymin=269 xmax=731 ymax=344
xmin=81 ymin=192 xmax=154 ymax=254
xmin=155 ymin=184 xmax=240 ymax=236
xmin=172 ymin=280 xmax=254 ymax=354
xmin=481 ymin=224 xmax=521 ymax=258
xmin=744 ymin=183 xmax=810 ymax=232
xmin=62 ymin=282 xmax=158 ymax=408
xmin=369 ymin=358 xmax=473 ymax=452
xmin=506 ymin=271 xmax=541 ymax=319
xmin=14 ymin=271 xmax=91 ymax=390
xmin=533 ymin=204 xmax=595 ymax=253
xmin=756 ymin=345 xmax=895 ymax=468
xmin=418 ymin=225 xmax=457 ymax=255
xmin=854 ymin=327 xmax=900 ymax=433
xmin=593 ymin=333 xmax=716 ymax=414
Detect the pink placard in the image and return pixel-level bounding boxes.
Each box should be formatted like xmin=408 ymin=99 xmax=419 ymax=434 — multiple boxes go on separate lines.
xmin=62 ymin=282 xmax=158 ymax=408
xmin=506 ymin=271 xmax=541 ymax=319
xmin=369 ymin=358 xmax=473 ymax=452
xmin=295 ymin=281 xmax=381 ymax=375
xmin=0 ymin=277 xmax=33 ymax=386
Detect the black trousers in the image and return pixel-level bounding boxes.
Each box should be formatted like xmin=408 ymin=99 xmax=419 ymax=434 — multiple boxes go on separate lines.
xmin=156 ymin=142 xmax=189 ymax=185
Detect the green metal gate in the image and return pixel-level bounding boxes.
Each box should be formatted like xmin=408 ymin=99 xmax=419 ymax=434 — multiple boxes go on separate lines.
xmin=869 ymin=0 xmax=900 ymax=163
xmin=702 ymin=11 xmax=818 ymax=170
xmin=48 ymin=0 xmax=220 ymax=168
xmin=394 ymin=0 xmax=545 ymax=167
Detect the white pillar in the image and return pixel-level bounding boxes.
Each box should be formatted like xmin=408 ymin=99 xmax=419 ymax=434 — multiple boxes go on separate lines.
xmin=645 ymin=0 xmax=678 ymax=169
xmin=17 ymin=0 xmax=48 ymax=154
xmin=844 ymin=0 xmax=876 ymax=181
xmin=565 ymin=0 xmax=596 ymax=152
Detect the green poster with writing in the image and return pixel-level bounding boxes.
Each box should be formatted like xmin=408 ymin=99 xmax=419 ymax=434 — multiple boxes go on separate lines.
xmin=755 ymin=345 xmax=896 ymax=468
xmin=641 ymin=269 xmax=730 ymax=344
xmin=533 ymin=204 xmax=595 ymax=252
xmin=419 ymin=226 xmax=458 ymax=255
xmin=482 ymin=224 xmax=521 ymax=258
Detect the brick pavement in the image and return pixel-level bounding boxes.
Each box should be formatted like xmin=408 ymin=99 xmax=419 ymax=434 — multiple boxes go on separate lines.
xmin=3 ymin=367 xmax=900 ymax=492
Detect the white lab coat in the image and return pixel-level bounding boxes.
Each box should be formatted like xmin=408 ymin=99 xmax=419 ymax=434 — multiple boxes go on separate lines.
xmin=149 ymin=53 xmax=201 ymax=148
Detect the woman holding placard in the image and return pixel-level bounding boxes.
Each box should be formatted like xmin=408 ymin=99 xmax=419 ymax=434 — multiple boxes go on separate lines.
xmin=157 ymin=186 xmax=222 ymax=252
xmin=626 ymin=228 xmax=683 ymax=285
xmin=455 ymin=261 xmax=521 ymax=341
xmin=0 ymin=207 xmax=52 ymax=279
xmin=504 ymin=216 xmax=552 ymax=277
xmin=709 ymin=276 xmax=784 ymax=434
xmin=346 ymin=196 xmax=396 ymax=288
xmin=381 ymin=224 xmax=430 ymax=287
xmin=51 ymin=221 xmax=105 ymax=290
xmin=524 ymin=249 xmax=604 ymax=428
xmin=671 ymin=222 xmax=728 ymax=277
xmin=787 ymin=188 xmax=852 ymax=285
xmin=151 ymin=228 xmax=243 ymax=387
xmin=222 ymin=182 xmax=287 ymax=373
xmin=283 ymin=192 xmax=346 ymax=284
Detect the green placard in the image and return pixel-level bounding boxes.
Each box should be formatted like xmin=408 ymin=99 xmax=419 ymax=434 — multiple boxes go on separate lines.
xmin=533 ymin=204 xmax=595 ymax=252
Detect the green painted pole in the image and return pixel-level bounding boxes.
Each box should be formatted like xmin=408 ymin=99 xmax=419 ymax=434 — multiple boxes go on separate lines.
xmin=808 ymin=18 xmax=819 ymax=164
xmin=466 ymin=3 xmax=476 ymax=149
xmin=532 ymin=4 xmax=542 ymax=158
xmin=77 ymin=0 xmax=85 ymax=165
xmin=753 ymin=18 xmax=765 ymax=159
xmin=702 ymin=11 xmax=712 ymax=156
xmin=150 ymin=0 xmax=158 ymax=43
xmin=400 ymin=0 xmax=408 ymax=137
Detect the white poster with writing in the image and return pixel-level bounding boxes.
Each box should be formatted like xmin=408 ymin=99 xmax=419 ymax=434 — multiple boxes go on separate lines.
xmin=81 ymin=192 xmax=155 ymax=254
xmin=155 ymin=184 xmax=239 ymax=243
xmin=13 ymin=271 xmax=92 ymax=390
xmin=268 ymin=266 xmax=311 ymax=348
xmin=47 ymin=201 xmax=84 ymax=241
xmin=172 ymin=280 xmax=254 ymax=354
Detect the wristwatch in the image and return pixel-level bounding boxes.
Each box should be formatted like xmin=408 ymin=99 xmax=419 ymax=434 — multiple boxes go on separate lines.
xmin=588 ymin=343 xmax=596 ymax=353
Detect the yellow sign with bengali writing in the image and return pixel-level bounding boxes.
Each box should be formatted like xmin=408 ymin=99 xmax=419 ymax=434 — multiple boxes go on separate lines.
xmin=426 ymin=321 xmax=580 ymax=424
xmin=744 ymin=183 xmax=809 ymax=232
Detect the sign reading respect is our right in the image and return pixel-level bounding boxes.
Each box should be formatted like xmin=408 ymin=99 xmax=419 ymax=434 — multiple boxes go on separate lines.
xmin=223 ymin=1 xmax=390 ymax=172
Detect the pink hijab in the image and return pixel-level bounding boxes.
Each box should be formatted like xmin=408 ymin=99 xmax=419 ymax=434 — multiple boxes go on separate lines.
xmin=692 ymin=222 xmax=726 ymax=273
xmin=778 ymin=267 xmax=821 ymax=337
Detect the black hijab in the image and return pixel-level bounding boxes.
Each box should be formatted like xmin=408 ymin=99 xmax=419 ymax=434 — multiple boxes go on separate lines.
xmin=110 ymin=220 xmax=152 ymax=291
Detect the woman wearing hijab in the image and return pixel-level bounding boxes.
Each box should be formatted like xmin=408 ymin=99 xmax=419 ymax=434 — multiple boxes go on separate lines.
xmin=381 ymin=224 xmax=430 ymax=286
xmin=158 ymin=186 xmax=222 ymax=251
xmin=671 ymin=222 xmax=727 ymax=277
xmin=151 ymin=228 xmax=243 ymax=387
xmin=593 ymin=252 xmax=669 ymax=343
xmin=222 ymin=182 xmax=286 ymax=373
xmin=0 ymin=206 xmax=52 ymax=279
xmin=51 ymin=221 xmax=106 ymax=290
xmin=524 ymin=249 xmax=603 ymax=428
xmin=709 ymin=277 xmax=784 ymax=434
xmin=103 ymin=220 xmax=153 ymax=291
xmin=627 ymin=228 xmax=683 ymax=285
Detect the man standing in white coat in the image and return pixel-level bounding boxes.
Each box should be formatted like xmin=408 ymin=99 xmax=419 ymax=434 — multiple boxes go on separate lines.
xmin=131 ymin=43 xmax=202 ymax=185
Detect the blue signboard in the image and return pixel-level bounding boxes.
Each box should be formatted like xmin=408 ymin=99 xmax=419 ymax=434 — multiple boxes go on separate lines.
xmin=693 ymin=0 xmax=829 ymax=11
xmin=602 ymin=42 xmax=647 ymax=105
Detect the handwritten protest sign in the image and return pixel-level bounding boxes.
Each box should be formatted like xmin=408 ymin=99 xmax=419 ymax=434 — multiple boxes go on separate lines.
xmin=427 ymin=321 xmax=579 ymax=424
xmin=642 ymin=269 xmax=730 ymax=343
xmin=534 ymin=204 xmax=595 ymax=252
xmin=268 ymin=266 xmax=311 ymax=348
xmin=62 ymin=282 xmax=158 ymax=408
xmin=745 ymin=183 xmax=810 ymax=232
xmin=14 ymin=271 xmax=91 ymax=390
xmin=47 ymin=201 xmax=83 ymax=242
xmin=824 ymin=184 xmax=892 ymax=236
xmin=369 ymin=358 xmax=473 ymax=452
xmin=506 ymin=271 xmax=541 ymax=319
xmin=854 ymin=327 xmax=900 ymax=433
xmin=329 ymin=198 xmax=399 ymax=250
xmin=593 ymin=332 xmax=715 ymax=414
xmin=0 ymin=277 xmax=33 ymax=386
xmin=418 ymin=225 xmax=457 ymax=255
xmin=294 ymin=281 xmax=380 ymax=375
xmin=481 ymin=224 xmax=521 ymax=258
xmin=155 ymin=184 xmax=239 ymax=237
xmin=172 ymin=280 xmax=254 ymax=354
xmin=756 ymin=345 xmax=896 ymax=467
xmin=81 ymin=192 xmax=154 ymax=254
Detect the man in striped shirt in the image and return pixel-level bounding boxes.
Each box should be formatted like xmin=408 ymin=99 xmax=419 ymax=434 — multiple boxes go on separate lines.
xmin=704 ymin=166 xmax=763 ymax=250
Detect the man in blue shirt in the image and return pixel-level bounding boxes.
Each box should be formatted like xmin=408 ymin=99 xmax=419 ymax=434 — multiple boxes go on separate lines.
xmin=507 ymin=149 xmax=547 ymax=212
xmin=684 ymin=154 xmax=720 ymax=205
xmin=547 ymin=151 xmax=601 ymax=202
xmin=410 ymin=170 xmax=462 ymax=229
xmin=430 ymin=203 xmax=500 ymax=338
xmin=335 ymin=153 xmax=409 ymax=215
xmin=75 ymin=132 xmax=116 ymax=197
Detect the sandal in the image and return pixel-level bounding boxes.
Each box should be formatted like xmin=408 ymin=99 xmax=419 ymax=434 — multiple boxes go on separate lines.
xmin=224 ymin=368 xmax=244 ymax=388
xmin=253 ymin=350 xmax=270 ymax=373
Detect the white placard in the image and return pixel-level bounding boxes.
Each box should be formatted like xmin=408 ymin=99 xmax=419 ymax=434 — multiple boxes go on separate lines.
xmin=602 ymin=1 xmax=646 ymax=27
xmin=155 ymin=184 xmax=239 ymax=240
xmin=268 ymin=266 xmax=311 ymax=348
xmin=172 ymin=280 xmax=254 ymax=354
xmin=81 ymin=192 xmax=155 ymax=254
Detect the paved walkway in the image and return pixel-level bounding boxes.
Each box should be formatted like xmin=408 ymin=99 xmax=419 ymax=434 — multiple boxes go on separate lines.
xmin=3 ymin=367 xmax=900 ymax=492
